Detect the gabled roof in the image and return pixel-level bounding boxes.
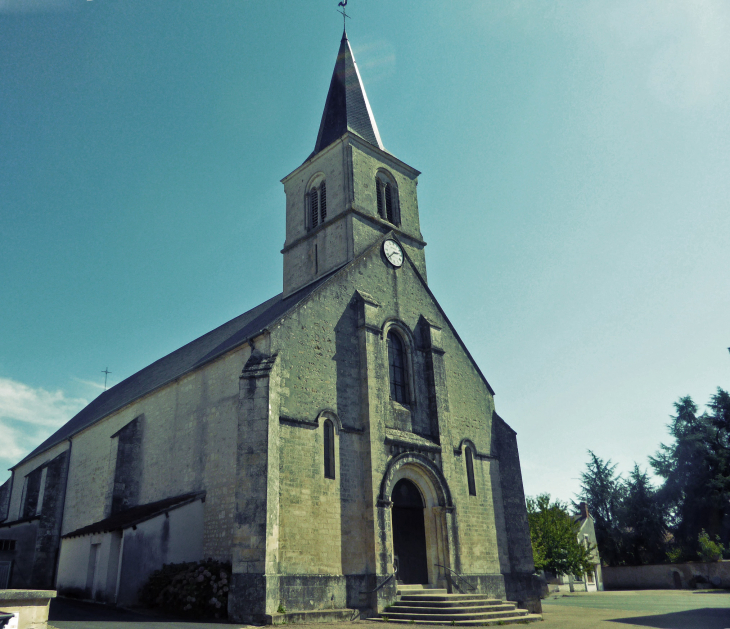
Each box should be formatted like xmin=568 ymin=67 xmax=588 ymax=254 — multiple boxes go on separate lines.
xmin=313 ymin=31 xmax=384 ymax=155
xmin=14 ymin=273 xmax=336 ymax=469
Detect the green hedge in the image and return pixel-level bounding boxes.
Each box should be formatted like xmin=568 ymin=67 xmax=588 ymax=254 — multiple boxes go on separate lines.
xmin=139 ymin=559 xmax=231 ymax=619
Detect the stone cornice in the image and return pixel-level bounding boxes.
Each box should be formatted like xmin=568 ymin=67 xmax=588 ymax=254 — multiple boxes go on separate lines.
xmin=280 ymin=205 xmax=426 ymax=254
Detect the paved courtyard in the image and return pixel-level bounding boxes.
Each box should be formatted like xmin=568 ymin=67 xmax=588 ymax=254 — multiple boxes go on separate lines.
xmin=48 ymin=590 xmax=730 ymax=629
xmin=540 ymin=590 xmax=730 ymax=628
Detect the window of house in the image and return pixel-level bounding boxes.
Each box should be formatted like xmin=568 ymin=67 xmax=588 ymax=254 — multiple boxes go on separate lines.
xmin=0 ymin=540 xmax=16 ymax=551
xmin=376 ymin=172 xmax=398 ymax=225
xmin=323 ymin=419 xmax=335 ymax=479
xmin=387 ymin=330 xmax=408 ymax=405
xmin=309 ymin=180 xmax=327 ymax=229
xmin=465 ymin=446 xmax=477 ymax=496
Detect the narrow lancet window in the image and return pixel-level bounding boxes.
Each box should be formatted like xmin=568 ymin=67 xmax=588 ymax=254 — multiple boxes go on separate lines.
xmin=324 ymin=419 xmax=335 ymax=479
xmin=466 ymin=447 xmax=476 ymax=496
xmin=387 ymin=331 xmax=408 ymax=405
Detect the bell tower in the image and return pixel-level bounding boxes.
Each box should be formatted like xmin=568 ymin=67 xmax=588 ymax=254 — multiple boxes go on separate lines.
xmin=281 ymin=31 xmax=427 ymax=297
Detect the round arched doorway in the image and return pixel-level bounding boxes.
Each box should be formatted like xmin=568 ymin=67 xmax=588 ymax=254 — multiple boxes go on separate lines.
xmin=391 ymin=478 xmax=429 ymax=584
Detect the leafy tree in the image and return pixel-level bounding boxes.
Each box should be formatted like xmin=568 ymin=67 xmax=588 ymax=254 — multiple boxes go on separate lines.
xmin=527 ymin=494 xmax=594 ymax=578
xmin=575 ymin=451 xmax=625 ymax=566
xmin=698 ymin=529 xmax=724 ymax=563
xmin=621 ymin=465 xmax=667 ymax=565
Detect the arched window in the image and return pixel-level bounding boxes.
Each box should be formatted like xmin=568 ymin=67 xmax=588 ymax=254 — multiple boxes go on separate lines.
xmin=465 ymin=446 xmax=476 ymax=496
xmin=323 ymin=419 xmax=335 ymax=479
xmin=376 ymin=172 xmax=398 ymax=225
xmin=309 ymin=180 xmax=327 ymax=230
xmin=387 ymin=330 xmax=408 ymax=405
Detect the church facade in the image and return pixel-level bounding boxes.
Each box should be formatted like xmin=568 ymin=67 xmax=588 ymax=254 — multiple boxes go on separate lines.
xmin=0 ymin=32 xmax=542 ymax=621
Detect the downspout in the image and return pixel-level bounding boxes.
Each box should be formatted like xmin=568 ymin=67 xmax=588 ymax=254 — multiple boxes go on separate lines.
xmin=52 ymin=437 xmax=72 ymax=588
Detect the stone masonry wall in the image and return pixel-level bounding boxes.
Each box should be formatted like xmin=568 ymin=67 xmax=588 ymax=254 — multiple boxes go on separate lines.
xmin=272 ymin=237 xmax=512 ymax=597
xmin=62 ymin=346 xmax=249 ymax=562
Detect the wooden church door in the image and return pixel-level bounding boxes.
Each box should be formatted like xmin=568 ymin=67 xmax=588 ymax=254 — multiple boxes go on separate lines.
xmin=391 ymin=478 xmax=429 ymax=584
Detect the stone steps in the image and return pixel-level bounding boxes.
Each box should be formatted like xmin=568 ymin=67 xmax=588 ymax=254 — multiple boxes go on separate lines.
xmin=392 ymin=596 xmax=506 ymax=609
xmin=368 ymin=588 xmax=541 ymax=626
xmin=368 ymin=614 xmax=544 ymax=626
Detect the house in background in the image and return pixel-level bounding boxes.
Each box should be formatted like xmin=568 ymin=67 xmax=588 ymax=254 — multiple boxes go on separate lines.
xmin=543 ymin=502 xmax=603 ymax=593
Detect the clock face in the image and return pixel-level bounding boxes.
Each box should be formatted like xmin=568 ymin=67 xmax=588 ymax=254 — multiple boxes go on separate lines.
xmin=383 ymin=239 xmax=404 ymax=268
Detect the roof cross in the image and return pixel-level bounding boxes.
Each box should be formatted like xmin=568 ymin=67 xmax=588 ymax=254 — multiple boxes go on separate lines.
xmin=102 ymin=367 xmax=111 ymax=390
xmin=337 ymin=0 xmax=350 ymax=31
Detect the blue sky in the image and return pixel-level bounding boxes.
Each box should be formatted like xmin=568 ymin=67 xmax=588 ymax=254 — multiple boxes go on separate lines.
xmin=1 ymin=0 xmax=729 ymax=502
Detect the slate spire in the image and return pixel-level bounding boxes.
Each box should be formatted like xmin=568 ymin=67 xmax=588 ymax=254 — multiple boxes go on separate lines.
xmin=314 ymin=31 xmax=384 ymax=155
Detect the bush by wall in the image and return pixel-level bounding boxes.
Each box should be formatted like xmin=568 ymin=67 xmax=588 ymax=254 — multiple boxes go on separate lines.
xmin=139 ymin=559 xmax=231 ymax=619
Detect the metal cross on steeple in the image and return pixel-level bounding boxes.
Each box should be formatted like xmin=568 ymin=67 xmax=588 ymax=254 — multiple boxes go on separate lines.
xmin=102 ymin=367 xmax=111 ymax=390
xmin=337 ymin=0 xmax=350 ymax=31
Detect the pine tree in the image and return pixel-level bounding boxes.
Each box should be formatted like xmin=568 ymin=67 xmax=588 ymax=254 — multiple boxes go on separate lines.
xmin=650 ymin=391 xmax=730 ymax=558
xmin=575 ymin=451 xmax=625 ymax=566
xmin=621 ymin=465 xmax=667 ymax=565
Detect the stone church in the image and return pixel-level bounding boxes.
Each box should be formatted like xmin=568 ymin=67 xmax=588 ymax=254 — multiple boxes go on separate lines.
xmin=0 ymin=30 xmax=542 ymax=621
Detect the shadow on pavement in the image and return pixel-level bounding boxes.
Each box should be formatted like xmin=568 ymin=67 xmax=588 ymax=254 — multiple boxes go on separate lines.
xmin=49 ymin=597 xmax=232 ymax=625
xmin=608 ymin=608 xmax=730 ymax=629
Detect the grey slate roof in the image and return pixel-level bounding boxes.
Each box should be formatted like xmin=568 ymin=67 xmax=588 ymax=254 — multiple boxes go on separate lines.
xmin=313 ymin=31 xmax=384 ymax=156
xmin=15 ymin=274 xmax=335 ymax=469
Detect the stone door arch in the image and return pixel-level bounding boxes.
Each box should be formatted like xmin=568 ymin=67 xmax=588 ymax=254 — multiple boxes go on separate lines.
xmin=379 ymin=452 xmax=454 ymax=586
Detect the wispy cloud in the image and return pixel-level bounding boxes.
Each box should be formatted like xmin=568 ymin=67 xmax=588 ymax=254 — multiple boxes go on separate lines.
xmin=588 ymin=0 xmax=730 ymax=110
xmin=0 ymin=378 xmax=87 ymax=480
xmin=353 ymin=40 xmax=396 ymax=85
xmin=72 ymin=377 xmax=107 ymax=391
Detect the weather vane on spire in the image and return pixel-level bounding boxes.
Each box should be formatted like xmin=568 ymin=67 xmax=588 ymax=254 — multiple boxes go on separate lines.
xmin=337 ymin=0 xmax=350 ymax=31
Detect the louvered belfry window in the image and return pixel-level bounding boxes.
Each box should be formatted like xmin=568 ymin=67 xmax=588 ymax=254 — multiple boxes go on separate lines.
xmin=385 ymin=182 xmax=394 ymax=223
xmin=376 ymin=179 xmax=384 ymax=218
xmin=387 ymin=331 xmax=408 ymax=405
xmin=309 ymin=181 xmax=327 ymax=229
xmin=376 ymin=173 xmax=398 ymax=225
xmin=310 ymin=187 xmax=319 ymax=228
xmin=320 ymin=181 xmax=327 ymax=221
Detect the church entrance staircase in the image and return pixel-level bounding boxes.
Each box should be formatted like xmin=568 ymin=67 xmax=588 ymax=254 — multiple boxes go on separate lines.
xmin=368 ymin=585 xmax=542 ymax=626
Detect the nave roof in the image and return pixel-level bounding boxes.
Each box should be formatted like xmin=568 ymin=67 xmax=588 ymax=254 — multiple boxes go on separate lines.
xmin=15 ymin=273 xmax=334 ymax=469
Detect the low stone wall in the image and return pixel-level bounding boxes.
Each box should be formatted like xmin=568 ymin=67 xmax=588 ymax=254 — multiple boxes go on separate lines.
xmin=604 ymin=561 xmax=730 ymax=590
xmin=0 ymin=590 xmax=56 ymax=629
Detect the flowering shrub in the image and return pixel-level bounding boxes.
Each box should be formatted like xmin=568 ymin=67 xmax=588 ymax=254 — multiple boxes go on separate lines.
xmin=139 ymin=559 xmax=232 ymax=619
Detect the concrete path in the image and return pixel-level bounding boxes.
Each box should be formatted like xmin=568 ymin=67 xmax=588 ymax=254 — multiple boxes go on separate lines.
xmin=49 ymin=590 xmax=730 ymax=629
